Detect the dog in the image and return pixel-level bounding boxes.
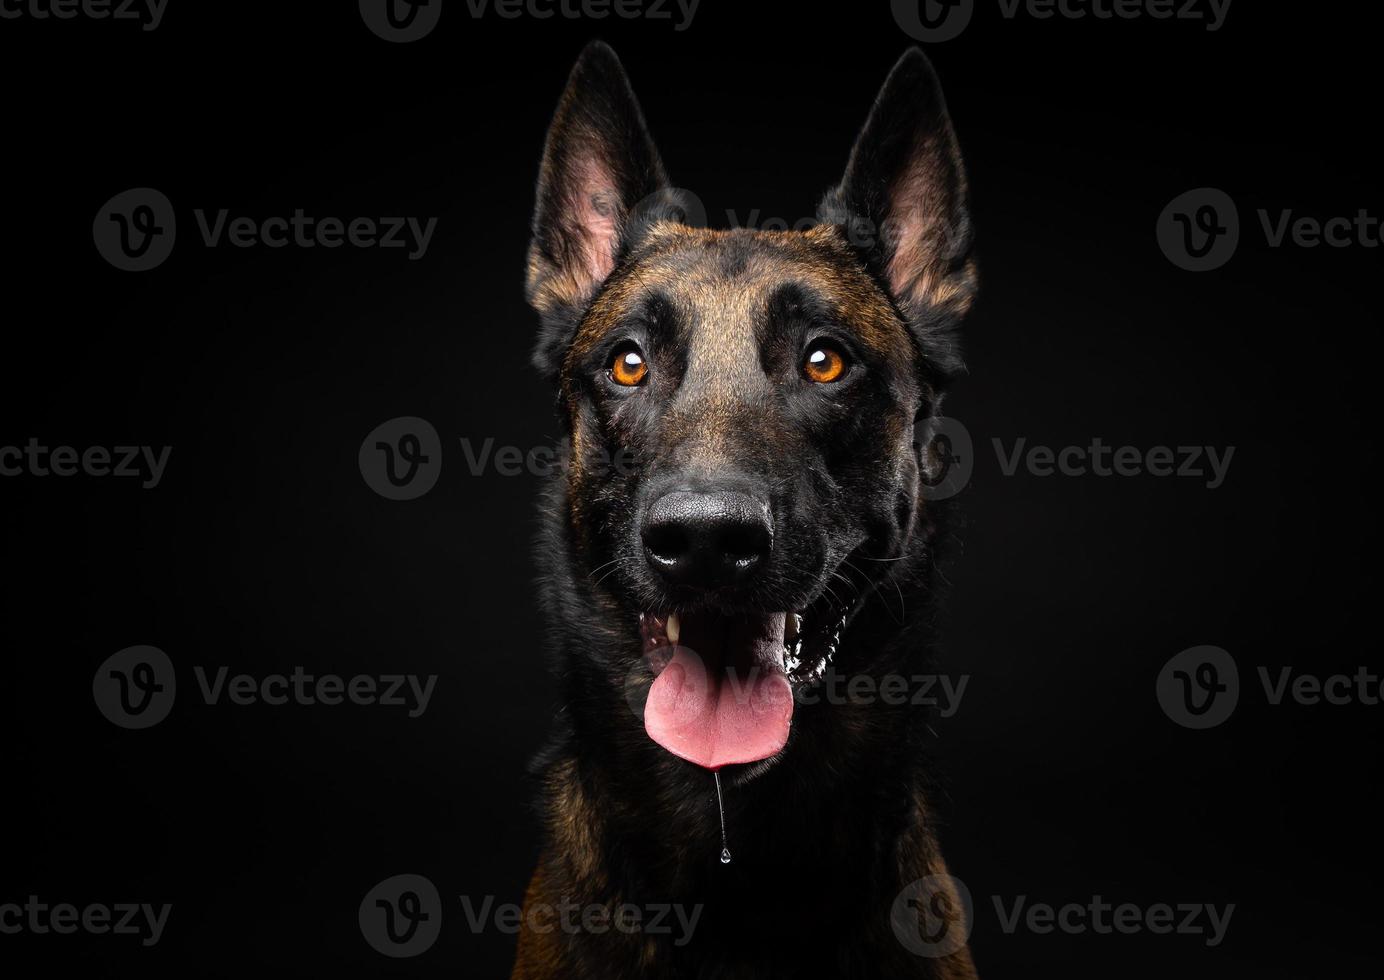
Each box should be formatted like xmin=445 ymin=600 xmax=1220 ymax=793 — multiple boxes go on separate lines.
xmin=512 ymin=41 xmax=980 ymax=979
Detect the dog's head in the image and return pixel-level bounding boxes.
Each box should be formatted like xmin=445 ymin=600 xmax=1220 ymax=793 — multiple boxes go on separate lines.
xmin=526 ymin=43 xmax=975 ymax=773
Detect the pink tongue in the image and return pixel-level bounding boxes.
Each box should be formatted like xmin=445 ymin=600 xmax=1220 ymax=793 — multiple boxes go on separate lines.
xmin=644 ymin=644 xmax=793 ymax=770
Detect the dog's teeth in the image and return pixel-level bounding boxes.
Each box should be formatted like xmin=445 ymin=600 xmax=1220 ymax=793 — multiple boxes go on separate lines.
xmin=666 ymin=612 xmax=680 ymax=645
xmin=784 ymin=613 xmax=802 ymax=645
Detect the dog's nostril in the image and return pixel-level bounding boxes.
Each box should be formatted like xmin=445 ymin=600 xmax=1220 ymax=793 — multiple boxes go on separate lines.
xmin=642 ymin=489 xmax=772 ymax=588
xmin=718 ymin=522 xmax=770 ymax=566
xmin=644 ymin=523 xmax=689 ymax=565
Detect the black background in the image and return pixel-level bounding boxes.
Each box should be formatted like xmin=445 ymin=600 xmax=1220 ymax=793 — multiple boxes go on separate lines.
xmin=2 ymin=1 xmax=1381 ymax=976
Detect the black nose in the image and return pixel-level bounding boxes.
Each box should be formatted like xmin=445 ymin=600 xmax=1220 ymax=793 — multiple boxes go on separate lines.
xmin=642 ymin=490 xmax=773 ymax=590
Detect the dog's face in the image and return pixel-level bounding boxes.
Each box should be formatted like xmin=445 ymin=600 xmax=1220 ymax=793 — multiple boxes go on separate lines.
xmin=527 ymin=43 xmax=975 ymax=772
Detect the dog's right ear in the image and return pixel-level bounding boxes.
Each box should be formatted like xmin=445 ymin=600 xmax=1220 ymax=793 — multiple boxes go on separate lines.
xmin=818 ymin=49 xmax=976 ymax=382
xmin=526 ymin=42 xmax=671 ymax=380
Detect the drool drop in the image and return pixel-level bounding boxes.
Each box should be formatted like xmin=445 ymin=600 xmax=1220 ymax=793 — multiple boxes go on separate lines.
xmin=714 ymin=771 xmax=732 ymax=865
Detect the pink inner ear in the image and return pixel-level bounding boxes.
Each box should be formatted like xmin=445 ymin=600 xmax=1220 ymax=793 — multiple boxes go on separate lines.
xmin=571 ymin=152 xmax=621 ymax=286
xmin=883 ymin=143 xmax=944 ymax=306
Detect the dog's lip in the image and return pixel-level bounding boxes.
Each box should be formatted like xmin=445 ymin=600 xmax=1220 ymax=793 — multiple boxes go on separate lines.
xmin=639 ymin=605 xmax=844 ymax=688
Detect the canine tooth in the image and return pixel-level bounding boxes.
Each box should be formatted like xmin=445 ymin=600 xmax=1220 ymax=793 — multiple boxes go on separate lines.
xmin=784 ymin=613 xmax=802 ymax=644
xmin=666 ymin=612 xmax=680 ymax=645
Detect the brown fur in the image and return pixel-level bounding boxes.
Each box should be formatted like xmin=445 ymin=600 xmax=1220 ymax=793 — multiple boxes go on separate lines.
xmin=513 ymin=43 xmax=981 ymax=978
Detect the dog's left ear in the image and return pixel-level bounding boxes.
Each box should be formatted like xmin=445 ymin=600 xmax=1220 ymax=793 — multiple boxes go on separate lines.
xmin=526 ymin=41 xmax=671 ymax=379
xmin=818 ymin=49 xmax=976 ymax=380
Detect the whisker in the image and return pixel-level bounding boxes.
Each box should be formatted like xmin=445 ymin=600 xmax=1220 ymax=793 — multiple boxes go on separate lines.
xmin=841 ymin=557 xmax=905 ymax=624
xmin=592 ymin=557 xmax=641 ymax=590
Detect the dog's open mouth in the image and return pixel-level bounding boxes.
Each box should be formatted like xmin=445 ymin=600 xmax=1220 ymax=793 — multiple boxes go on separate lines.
xmin=639 ymin=607 xmax=845 ymax=770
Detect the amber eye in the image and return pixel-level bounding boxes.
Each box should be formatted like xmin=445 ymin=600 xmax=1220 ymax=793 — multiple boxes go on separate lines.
xmin=803 ymin=343 xmax=847 ymax=383
xmin=610 ymin=347 xmax=649 ymax=387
